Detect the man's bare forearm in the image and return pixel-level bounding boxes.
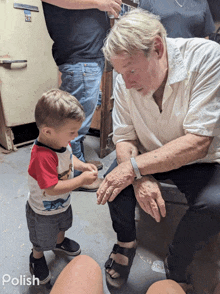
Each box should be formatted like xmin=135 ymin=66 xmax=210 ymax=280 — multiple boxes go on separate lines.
xmin=136 ymin=133 xmax=213 ymax=176
xmin=116 ymin=140 xmax=139 ymax=164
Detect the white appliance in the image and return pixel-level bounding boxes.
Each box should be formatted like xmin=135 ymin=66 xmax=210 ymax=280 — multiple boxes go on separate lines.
xmin=0 ymin=0 xmax=58 ymax=150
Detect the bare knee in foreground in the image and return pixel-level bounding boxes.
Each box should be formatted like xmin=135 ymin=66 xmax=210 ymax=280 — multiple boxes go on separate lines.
xmin=146 ymin=280 xmax=186 ymax=294
xmin=50 ymin=255 xmax=104 ymax=294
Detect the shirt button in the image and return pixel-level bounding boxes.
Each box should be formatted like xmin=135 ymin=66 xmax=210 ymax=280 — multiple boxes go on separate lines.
xmin=83 ymin=73 xmax=86 ymax=76
xmin=84 ymin=64 xmax=87 ymax=66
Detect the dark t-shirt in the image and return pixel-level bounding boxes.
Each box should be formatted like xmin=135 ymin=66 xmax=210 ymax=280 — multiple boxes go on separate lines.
xmin=42 ymin=3 xmax=110 ymax=66
xmin=139 ymin=0 xmax=215 ymax=38
xmin=207 ymin=0 xmax=220 ymax=22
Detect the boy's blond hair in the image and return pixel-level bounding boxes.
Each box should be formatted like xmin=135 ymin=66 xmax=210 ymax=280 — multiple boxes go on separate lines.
xmin=35 ymin=89 xmax=85 ymax=129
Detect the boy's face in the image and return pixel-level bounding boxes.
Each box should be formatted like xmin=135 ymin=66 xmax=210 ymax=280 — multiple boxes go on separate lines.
xmin=50 ymin=119 xmax=82 ymax=149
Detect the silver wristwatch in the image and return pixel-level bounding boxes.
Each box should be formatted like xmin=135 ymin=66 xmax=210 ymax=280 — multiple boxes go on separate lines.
xmin=130 ymin=157 xmax=142 ymax=180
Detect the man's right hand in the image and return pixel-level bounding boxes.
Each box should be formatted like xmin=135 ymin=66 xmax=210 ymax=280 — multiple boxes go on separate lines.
xmin=133 ymin=176 xmax=166 ymax=222
xmin=98 ymin=0 xmax=122 ymax=18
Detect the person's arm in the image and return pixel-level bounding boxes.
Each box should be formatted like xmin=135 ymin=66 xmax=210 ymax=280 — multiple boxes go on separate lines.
xmin=41 ymin=0 xmax=122 ymax=18
xmin=72 ymin=154 xmax=98 ymax=173
xmin=136 ymin=133 xmax=213 ymax=176
xmin=97 ymin=133 xmax=213 ymax=205
xmin=116 ymin=140 xmax=139 ymax=164
xmin=45 ymin=169 xmax=98 ymax=195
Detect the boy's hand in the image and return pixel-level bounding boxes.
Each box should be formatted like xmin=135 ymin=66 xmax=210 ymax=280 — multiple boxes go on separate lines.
xmin=80 ymin=170 xmax=98 ymax=185
xmin=82 ymin=163 xmax=98 ymax=173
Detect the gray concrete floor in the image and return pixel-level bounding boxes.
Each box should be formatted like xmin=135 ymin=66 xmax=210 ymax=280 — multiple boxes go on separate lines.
xmin=1 ymin=135 xmax=220 ymax=294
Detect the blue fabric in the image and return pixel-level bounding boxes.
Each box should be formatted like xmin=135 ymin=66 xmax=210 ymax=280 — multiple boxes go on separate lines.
xmin=59 ymin=60 xmax=105 ymax=166
xmin=139 ymin=0 xmax=215 ymax=38
xmin=207 ymin=0 xmax=220 ymax=22
xmin=42 ymin=3 xmax=110 ymax=66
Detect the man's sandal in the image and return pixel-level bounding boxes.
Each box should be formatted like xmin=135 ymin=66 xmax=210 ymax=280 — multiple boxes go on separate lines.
xmin=105 ymin=244 xmax=136 ymax=289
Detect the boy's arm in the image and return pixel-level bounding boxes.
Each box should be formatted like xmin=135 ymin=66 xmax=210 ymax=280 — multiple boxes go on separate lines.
xmin=72 ymin=154 xmax=98 ymax=173
xmin=45 ymin=170 xmax=98 ymax=196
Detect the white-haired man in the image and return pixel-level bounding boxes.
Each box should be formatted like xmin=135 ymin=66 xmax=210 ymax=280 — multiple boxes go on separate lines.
xmin=97 ymin=9 xmax=220 ymax=290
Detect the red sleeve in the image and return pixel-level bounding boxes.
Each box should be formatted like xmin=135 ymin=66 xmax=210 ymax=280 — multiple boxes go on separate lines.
xmin=28 ymin=145 xmax=59 ymax=189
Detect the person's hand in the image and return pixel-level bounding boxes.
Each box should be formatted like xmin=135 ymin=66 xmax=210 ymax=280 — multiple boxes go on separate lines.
xmin=82 ymin=163 xmax=98 ymax=173
xmin=133 ymin=176 xmax=166 ymax=222
xmin=97 ymin=0 xmax=122 ymax=18
xmin=80 ymin=170 xmax=98 ymax=185
xmin=97 ymin=161 xmax=135 ymax=205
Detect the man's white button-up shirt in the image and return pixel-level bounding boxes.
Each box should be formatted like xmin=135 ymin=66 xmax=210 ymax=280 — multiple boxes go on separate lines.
xmin=112 ymin=38 xmax=220 ymax=163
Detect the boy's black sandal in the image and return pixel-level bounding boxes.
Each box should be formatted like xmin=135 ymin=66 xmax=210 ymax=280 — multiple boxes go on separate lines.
xmin=105 ymin=244 xmax=136 ymax=289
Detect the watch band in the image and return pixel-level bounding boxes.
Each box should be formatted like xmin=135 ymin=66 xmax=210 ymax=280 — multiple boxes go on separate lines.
xmin=130 ymin=157 xmax=142 ymax=179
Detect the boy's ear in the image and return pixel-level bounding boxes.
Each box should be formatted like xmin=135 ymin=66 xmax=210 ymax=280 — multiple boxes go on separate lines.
xmin=41 ymin=126 xmax=54 ymax=138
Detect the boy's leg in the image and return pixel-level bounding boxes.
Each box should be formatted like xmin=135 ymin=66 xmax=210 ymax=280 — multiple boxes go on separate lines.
xmin=146 ymin=280 xmax=185 ymax=294
xmin=32 ymin=249 xmax=43 ymax=259
xmin=29 ymin=249 xmax=51 ymax=285
xmin=53 ymin=231 xmax=81 ymax=256
xmin=50 ymin=255 xmax=104 ymax=294
xmin=26 ymin=202 xmax=51 ymax=284
xmin=57 ymin=231 xmax=65 ymax=244
xmin=53 ymin=206 xmax=81 ymax=256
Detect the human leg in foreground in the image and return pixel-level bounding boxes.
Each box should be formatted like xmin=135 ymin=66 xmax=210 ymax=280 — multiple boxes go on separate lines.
xmin=146 ymin=280 xmax=185 ymax=294
xmin=50 ymin=255 xmax=104 ymax=294
xmin=50 ymin=255 xmax=187 ymax=294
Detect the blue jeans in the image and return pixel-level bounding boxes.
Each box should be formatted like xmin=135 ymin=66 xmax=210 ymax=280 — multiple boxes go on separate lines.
xmin=59 ymin=59 xmax=105 ymax=164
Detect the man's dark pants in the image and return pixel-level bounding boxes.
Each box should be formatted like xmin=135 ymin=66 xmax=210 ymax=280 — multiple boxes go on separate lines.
xmin=105 ymin=159 xmax=220 ymax=282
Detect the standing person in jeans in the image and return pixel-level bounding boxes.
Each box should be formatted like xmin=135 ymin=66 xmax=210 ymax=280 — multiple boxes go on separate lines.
xmin=42 ymin=0 xmax=122 ymax=191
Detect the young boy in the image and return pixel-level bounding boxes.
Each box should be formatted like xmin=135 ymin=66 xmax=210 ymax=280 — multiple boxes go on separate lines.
xmin=26 ymin=89 xmax=98 ymax=284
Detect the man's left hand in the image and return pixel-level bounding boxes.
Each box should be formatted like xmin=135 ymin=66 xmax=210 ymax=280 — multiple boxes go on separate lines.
xmin=133 ymin=176 xmax=166 ymax=222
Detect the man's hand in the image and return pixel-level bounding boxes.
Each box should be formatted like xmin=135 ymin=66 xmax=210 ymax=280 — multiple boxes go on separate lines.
xmin=98 ymin=0 xmax=122 ymax=18
xmin=97 ymin=161 xmax=135 ymax=205
xmin=133 ymin=176 xmax=166 ymax=222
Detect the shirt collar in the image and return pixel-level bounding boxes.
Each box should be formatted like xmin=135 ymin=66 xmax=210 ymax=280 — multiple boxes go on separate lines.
xmin=35 ymin=139 xmax=67 ymax=153
xmin=166 ymin=38 xmax=188 ymax=85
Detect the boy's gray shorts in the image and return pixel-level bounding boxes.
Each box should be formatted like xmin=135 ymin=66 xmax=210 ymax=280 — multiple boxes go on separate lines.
xmin=26 ymin=201 xmax=72 ymax=252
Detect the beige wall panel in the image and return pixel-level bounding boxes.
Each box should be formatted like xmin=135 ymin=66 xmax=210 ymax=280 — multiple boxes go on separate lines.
xmin=0 ymin=0 xmax=58 ymax=127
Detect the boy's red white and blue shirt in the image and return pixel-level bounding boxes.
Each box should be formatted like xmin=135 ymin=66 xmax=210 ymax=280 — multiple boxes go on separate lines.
xmin=28 ymin=140 xmax=73 ymax=215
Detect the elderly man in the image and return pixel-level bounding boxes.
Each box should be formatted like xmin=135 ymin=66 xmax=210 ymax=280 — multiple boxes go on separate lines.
xmin=97 ymin=9 xmax=220 ymax=289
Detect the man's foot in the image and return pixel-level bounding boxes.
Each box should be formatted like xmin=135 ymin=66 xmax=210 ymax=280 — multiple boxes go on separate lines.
xmin=74 ymin=178 xmax=103 ymax=192
xmin=29 ymin=252 xmax=51 ymax=285
xmin=86 ymin=160 xmax=103 ymax=171
xmin=105 ymin=240 xmax=137 ymax=288
xmin=53 ymin=237 xmax=81 ymax=256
